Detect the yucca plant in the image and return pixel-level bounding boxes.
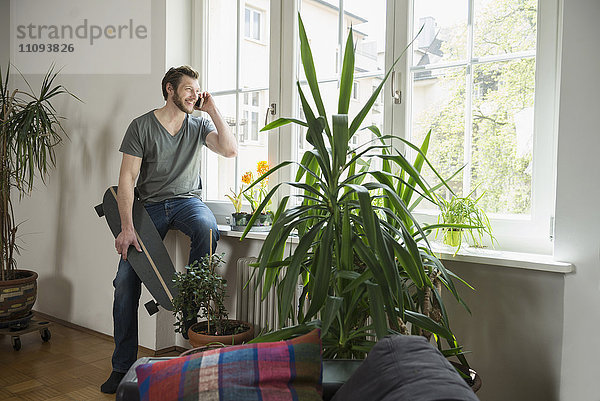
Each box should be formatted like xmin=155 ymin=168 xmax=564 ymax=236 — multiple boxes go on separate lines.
xmin=241 ymin=15 xmax=472 ymax=363
xmin=0 ymin=64 xmax=75 ymax=280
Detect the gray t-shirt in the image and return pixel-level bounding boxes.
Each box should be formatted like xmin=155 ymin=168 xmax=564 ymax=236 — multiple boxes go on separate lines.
xmin=119 ymin=110 xmax=216 ymax=203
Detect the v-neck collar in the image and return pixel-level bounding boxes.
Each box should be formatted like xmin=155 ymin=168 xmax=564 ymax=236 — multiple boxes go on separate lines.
xmin=152 ymin=110 xmax=188 ymax=138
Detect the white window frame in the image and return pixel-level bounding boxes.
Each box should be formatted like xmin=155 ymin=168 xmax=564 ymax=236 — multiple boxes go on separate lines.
xmin=193 ymin=0 xmax=561 ymax=253
xmin=392 ymin=0 xmax=561 ymax=254
xmin=192 ymin=0 xmax=284 ymax=223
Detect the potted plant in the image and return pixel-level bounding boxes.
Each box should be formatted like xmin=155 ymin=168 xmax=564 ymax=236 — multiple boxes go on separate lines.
xmin=226 ymin=160 xmax=273 ymax=231
xmin=0 ymin=65 xmax=76 ymax=327
xmin=172 ymin=252 xmax=254 ymax=347
xmin=436 ymin=188 xmax=496 ymax=253
xmin=242 ymin=12 xmax=474 ymax=365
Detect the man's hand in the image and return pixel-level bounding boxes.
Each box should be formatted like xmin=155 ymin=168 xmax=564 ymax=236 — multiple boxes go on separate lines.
xmin=115 ymin=227 xmax=141 ymax=260
xmin=195 ymin=91 xmax=215 ymax=113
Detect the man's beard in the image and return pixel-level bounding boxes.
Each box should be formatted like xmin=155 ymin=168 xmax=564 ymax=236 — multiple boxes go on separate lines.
xmin=173 ymin=91 xmax=194 ymax=114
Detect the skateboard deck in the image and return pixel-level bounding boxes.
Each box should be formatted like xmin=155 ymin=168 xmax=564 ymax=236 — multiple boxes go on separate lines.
xmin=95 ymin=186 xmax=178 ymax=315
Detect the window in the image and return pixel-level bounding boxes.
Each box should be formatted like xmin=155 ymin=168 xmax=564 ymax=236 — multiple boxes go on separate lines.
xmin=197 ymin=0 xmax=271 ymax=202
xmin=398 ymin=0 xmax=560 ymax=253
xmin=296 ymin=0 xmax=387 ymax=157
xmin=352 ymin=81 xmax=359 ymax=100
xmin=194 ymin=0 xmax=559 ymax=253
xmin=245 ymin=7 xmax=263 ymax=41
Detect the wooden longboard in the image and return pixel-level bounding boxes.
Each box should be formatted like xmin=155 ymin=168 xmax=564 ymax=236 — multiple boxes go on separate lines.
xmin=95 ymin=186 xmax=178 ymax=315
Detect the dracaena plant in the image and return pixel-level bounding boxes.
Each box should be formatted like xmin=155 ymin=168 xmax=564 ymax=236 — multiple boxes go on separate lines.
xmin=0 ymin=65 xmax=76 ymax=280
xmin=241 ymin=14 xmax=472 ymax=364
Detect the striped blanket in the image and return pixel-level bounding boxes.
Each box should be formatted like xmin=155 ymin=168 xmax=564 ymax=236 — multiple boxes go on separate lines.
xmin=136 ymin=328 xmax=323 ymax=401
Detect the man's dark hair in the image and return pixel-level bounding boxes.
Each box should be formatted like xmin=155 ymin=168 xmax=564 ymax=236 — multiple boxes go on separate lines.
xmin=161 ymin=66 xmax=199 ymax=100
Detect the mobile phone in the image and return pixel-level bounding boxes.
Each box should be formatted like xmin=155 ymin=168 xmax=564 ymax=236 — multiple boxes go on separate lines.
xmin=195 ymin=97 xmax=204 ymax=109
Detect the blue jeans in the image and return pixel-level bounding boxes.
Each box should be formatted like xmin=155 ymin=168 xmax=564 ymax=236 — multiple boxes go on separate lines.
xmin=111 ymin=197 xmax=219 ymax=373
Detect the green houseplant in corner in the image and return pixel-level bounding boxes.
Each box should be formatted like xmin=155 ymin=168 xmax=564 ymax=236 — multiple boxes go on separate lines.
xmin=172 ymin=253 xmax=254 ymax=348
xmin=241 ymin=13 xmax=476 ymax=385
xmin=0 ymin=65 xmax=76 ymax=327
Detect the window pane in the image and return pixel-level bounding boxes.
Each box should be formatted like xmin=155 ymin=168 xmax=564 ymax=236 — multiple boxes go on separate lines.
xmin=412 ymin=0 xmax=468 ymax=67
xmin=207 ymin=0 xmax=237 ymax=92
xmin=471 ymin=58 xmax=535 ymax=214
xmin=411 ymin=67 xmax=467 ymax=205
xmin=241 ymin=8 xmax=269 ymax=89
xmin=299 ymin=0 xmax=340 ymax=80
xmin=204 ymin=1 xmax=270 ymax=201
xmin=251 ymin=112 xmax=259 ymax=141
xmin=253 ymin=10 xmax=261 ymax=40
xmin=242 ymin=110 xmax=249 ymax=142
xmin=203 ymin=94 xmax=237 ymax=200
xmin=474 ymin=0 xmax=537 ymax=57
xmin=245 ymin=8 xmax=251 ymax=38
xmin=346 ymin=0 xmax=387 ymax=75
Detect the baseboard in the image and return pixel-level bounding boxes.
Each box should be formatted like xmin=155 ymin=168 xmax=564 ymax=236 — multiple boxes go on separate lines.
xmin=155 ymin=346 xmax=187 ymax=355
xmin=33 ymin=310 xmax=184 ymax=356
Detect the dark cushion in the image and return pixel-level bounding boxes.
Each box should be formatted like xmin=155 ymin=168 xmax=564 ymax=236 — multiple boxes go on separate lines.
xmin=136 ymin=328 xmax=323 ymax=401
xmin=331 ymin=335 xmax=479 ymax=401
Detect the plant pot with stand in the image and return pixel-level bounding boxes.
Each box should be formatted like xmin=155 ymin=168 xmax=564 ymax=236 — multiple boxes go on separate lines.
xmin=0 ymin=65 xmax=76 ymax=341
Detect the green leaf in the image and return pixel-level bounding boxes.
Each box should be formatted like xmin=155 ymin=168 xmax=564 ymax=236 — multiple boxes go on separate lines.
xmin=261 ymin=117 xmax=307 ymax=132
xmin=278 ymin=220 xmax=326 ymax=323
xmin=298 ymin=14 xmax=329 ymax=133
xmin=338 ymin=26 xmax=355 ymax=114
xmin=405 ymin=310 xmax=454 ymax=341
xmin=332 ymin=114 xmax=349 ymax=171
xmin=322 ymin=296 xmax=343 ymax=336
xmin=366 ymin=283 xmax=388 ymax=339
xmin=303 ymin=222 xmax=333 ymax=321
xmin=402 ymin=129 xmax=431 ymax=205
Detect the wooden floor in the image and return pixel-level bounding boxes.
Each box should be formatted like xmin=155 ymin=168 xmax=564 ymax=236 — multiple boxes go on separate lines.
xmin=0 ymin=314 xmax=180 ymax=400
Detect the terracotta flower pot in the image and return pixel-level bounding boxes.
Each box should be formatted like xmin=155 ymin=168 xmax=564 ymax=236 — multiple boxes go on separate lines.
xmin=187 ymin=319 xmax=254 ymax=348
xmin=0 ymin=270 xmax=38 ymax=325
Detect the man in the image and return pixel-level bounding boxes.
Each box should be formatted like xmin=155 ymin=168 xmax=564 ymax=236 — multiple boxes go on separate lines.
xmin=101 ymin=66 xmax=237 ymax=394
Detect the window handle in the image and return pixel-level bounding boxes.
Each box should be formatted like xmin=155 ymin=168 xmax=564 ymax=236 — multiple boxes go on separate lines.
xmin=265 ymin=102 xmax=276 ymax=126
xmin=391 ymin=71 xmax=402 ymax=104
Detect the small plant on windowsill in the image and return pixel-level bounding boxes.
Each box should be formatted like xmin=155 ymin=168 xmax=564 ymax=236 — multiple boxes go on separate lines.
xmin=436 ymin=188 xmax=497 ymax=254
xmin=172 ymin=252 xmax=254 ymax=347
xmin=226 ymin=161 xmax=273 ymax=231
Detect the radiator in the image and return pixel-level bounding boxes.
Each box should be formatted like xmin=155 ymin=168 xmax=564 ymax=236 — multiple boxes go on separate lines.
xmin=236 ymin=257 xmax=302 ymax=335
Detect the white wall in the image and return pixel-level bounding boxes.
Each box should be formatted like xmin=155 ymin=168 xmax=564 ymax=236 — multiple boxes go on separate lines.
xmin=555 ymin=0 xmax=600 ymax=399
xmin=2 ymin=0 xmax=600 ymax=399
xmin=0 ymin=0 xmax=168 ymax=350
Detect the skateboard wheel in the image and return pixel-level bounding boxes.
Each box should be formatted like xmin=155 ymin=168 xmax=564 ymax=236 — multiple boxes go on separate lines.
xmin=12 ymin=337 xmax=21 ymax=351
xmin=41 ymin=328 xmax=51 ymax=342
xmin=144 ymin=300 xmax=159 ymax=316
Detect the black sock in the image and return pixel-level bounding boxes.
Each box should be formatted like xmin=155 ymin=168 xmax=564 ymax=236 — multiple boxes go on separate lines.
xmin=100 ymin=371 xmax=126 ymax=394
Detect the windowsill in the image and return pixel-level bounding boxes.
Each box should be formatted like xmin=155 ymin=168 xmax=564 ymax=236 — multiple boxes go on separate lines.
xmin=430 ymin=242 xmax=573 ymax=274
xmin=217 ymin=225 xmax=573 ymax=274
xmin=218 ymin=224 xmax=298 ymax=243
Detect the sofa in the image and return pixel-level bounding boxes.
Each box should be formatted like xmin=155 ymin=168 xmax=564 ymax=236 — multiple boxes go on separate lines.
xmin=116 ymin=330 xmax=479 ymax=401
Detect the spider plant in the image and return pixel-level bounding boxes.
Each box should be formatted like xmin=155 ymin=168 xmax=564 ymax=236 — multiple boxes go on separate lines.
xmin=241 ymin=14 xmax=471 ymax=362
xmin=0 ymin=64 xmax=76 ymax=280
xmin=437 ymin=188 xmax=497 ymax=253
